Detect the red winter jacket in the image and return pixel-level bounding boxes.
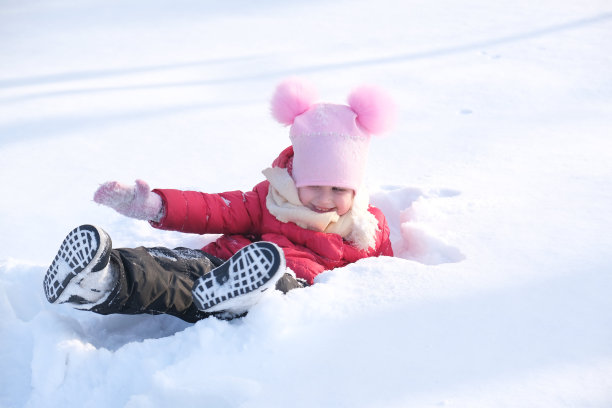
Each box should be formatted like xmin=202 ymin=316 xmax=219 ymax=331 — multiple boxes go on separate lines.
xmin=151 ymin=147 xmax=393 ymax=284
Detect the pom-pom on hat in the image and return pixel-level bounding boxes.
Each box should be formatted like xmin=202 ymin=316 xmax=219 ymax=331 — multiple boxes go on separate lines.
xmin=271 ymin=78 xmax=395 ymax=192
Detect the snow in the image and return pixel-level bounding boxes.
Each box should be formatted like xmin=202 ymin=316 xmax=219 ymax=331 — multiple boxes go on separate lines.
xmin=1 ymin=0 xmax=612 ymax=406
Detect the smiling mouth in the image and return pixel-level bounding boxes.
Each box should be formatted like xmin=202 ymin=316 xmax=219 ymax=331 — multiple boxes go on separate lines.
xmin=312 ymin=206 xmax=334 ymax=213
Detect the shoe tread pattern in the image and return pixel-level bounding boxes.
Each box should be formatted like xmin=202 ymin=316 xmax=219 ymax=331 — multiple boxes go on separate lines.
xmin=192 ymin=242 xmax=281 ymax=311
xmin=43 ymin=225 xmax=101 ymax=303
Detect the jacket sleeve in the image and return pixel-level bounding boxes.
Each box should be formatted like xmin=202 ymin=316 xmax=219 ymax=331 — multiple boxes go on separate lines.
xmin=150 ymin=187 xmax=264 ymax=235
xmin=378 ymin=227 xmax=394 ymax=256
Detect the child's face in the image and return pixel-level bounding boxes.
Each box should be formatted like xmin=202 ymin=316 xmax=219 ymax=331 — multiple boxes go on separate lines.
xmin=297 ymin=186 xmax=355 ymax=216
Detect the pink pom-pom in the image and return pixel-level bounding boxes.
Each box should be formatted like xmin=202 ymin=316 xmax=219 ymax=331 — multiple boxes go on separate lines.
xmin=270 ymin=78 xmax=318 ymax=125
xmin=348 ymin=85 xmax=396 ymax=135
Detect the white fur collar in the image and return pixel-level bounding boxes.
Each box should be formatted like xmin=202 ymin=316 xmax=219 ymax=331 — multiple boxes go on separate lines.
xmin=262 ymin=167 xmax=379 ymax=250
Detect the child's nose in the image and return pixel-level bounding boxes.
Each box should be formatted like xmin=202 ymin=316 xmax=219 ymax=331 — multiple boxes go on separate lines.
xmin=317 ymin=191 xmax=334 ymax=205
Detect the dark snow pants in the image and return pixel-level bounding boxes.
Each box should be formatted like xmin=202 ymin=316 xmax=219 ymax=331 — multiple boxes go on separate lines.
xmin=89 ymin=246 xmax=303 ymax=323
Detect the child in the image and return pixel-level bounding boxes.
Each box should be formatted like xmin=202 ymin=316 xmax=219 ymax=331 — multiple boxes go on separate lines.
xmin=43 ymin=79 xmax=395 ymax=322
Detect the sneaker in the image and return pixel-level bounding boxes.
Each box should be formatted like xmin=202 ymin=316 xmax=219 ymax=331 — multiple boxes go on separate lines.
xmin=191 ymin=241 xmax=285 ymax=314
xmin=43 ymin=224 xmax=114 ymax=307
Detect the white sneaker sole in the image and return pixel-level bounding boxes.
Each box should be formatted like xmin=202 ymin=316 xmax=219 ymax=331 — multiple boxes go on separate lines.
xmin=191 ymin=241 xmax=285 ymax=313
xmin=43 ymin=225 xmax=111 ymax=304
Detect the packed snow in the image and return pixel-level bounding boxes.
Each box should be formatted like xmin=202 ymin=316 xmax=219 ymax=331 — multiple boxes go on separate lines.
xmin=1 ymin=0 xmax=611 ymax=407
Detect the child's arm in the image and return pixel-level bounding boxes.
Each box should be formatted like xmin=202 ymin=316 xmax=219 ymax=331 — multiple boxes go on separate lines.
xmin=150 ymin=187 xmax=263 ymax=236
xmin=93 ymin=180 xmax=164 ymax=221
xmin=93 ymin=180 xmax=264 ymax=235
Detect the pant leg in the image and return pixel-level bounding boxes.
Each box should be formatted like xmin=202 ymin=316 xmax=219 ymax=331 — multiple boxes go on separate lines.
xmin=90 ymin=245 xmax=307 ymax=323
xmin=91 ymin=246 xmax=223 ymax=323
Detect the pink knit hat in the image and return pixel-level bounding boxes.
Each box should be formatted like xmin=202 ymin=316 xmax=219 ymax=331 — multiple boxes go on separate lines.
xmin=270 ymin=79 xmax=396 ymax=191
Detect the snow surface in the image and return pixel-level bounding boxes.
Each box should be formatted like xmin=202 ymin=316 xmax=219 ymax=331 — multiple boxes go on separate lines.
xmin=1 ymin=0 xmax=612 ymax=407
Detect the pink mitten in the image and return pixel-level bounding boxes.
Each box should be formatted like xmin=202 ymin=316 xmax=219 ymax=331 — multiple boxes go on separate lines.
xmin=93 ymin=179 xmax=163 ymax=221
